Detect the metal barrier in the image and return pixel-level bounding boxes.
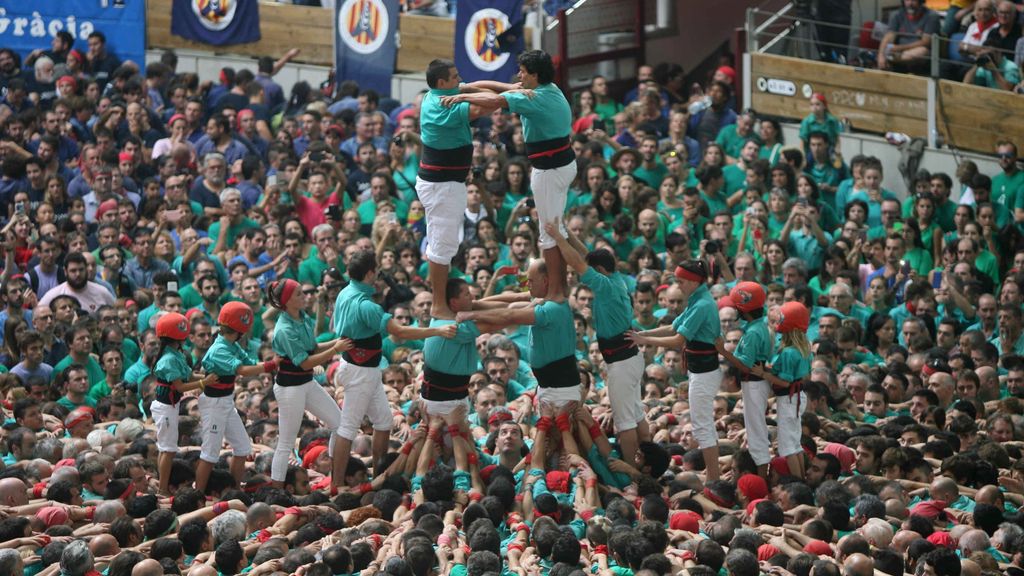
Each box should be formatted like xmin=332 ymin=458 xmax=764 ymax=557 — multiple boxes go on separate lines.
xmin=743 ymin=5 xmax=1023 ymax=155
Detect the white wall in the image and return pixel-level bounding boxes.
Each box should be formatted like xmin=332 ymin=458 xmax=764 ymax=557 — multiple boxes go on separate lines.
xmin=146 ymin=49 xmax=429 ymax=104
xmin=780 ymin=123 xmax=1000 ymax=202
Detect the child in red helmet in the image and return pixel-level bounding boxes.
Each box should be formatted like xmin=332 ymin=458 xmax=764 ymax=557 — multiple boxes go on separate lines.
xmin=717 ymin=281 xmax=774 ymax=478
xmin=753 ymin=301 xmax=812 ymax=479
xmin=153 ymin=312 xmax=216 ymax=496
xmin=194 ymin=301 xmax=279 ymax=494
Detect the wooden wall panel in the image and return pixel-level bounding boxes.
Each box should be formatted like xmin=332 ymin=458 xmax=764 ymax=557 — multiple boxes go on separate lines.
xmin=146 ymin=0 xmax=453 ymax=73
xmin=750 ymin=53 xmax=929 ymax=139
xmin=935 ymin=80 xmax=1024 ymax=154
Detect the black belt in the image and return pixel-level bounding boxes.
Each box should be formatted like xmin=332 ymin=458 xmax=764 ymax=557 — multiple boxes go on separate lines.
xmin=342 ymin=334 xmax=383 ymax=367
xmin=422 ymin=366 xmax=470 ymax=401
xmin=740 ymin=363 xmax=766 ymax=382
xmin=155 ymin=380 xmax=181 ymax=406
xmin=685 ymin=341 xmax=719 ymax=374
xmin=533 ymin=355 xmax=580 ymax=389
xmin=205 ymin=375 xmax=236 ymax=398
xmin=597 ymin=332 xmax=638 ymax=364
xmin=525 ymin=136 xmax=575 ymax=170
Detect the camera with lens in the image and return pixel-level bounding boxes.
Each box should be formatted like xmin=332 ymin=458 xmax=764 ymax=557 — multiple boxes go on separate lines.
xmin=976 ymin=54 xmax=991 ymax=67
xmin=705 ymin=240 xmax=720 ymax=255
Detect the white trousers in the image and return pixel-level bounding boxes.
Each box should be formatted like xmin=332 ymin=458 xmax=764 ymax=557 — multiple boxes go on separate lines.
xmin=741 ymin=380 xmax=772 ymax=466
xmin=530 ymin=162 xmax=576 ymax=249
xmin=270 ymin=380 xmax=344 ymax=482
xmin=416 ymin=177 xmax=466 ymax=265
xmin=688 ymin=368 xmax=722 ymax=450
xmin=537 ymin=384 xmax=584 ymax=408
xmin=421 ymin=397 xmax=471 ymax=416
xmin=198 ymin=394 xmax=253 ymax=463
xmin=335 ymin=361 xmax=393 ymax=439
xmin=776 ymin=392 xmax=806 ymax=458
xmin=151 ymin=400 xmax=179 ymax=453
xmin=606 ymin=353 xmax=646 ymax=433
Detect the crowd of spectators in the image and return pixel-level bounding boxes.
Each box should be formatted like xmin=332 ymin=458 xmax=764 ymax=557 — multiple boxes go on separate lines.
xmin=0 ymin=11 xmax=1023 ymax=576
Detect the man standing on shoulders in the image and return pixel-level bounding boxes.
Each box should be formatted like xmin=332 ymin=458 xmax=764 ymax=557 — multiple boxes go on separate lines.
xmin=443 ymin=50 xmax=577 ymax=297
xmin=416 ymin=59 xmax=495 ymax=319
xmin=331 ymin=251 xmax=456 ymax=482
xmin=546 ymin=217 xmax=647 ymax=464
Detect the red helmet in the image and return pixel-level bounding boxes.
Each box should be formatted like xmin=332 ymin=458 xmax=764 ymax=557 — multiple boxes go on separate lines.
xmin=219 ymin=301 xmax=254 ymax=335
xmin=729 ymin=282 xmax=766 ymax=313
xmin=776 ymin=302 xmax=810 ymax=333
xmin=156 ymin=312 xmax=190 ymax=341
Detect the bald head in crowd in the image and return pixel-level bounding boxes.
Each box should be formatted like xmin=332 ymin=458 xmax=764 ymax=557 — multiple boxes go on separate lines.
xmin=132 ymin=559 xmax=164 ymax=576
xmin=89 ymin=534 xmax=120 ymax=558
xmin=843 ymin=553 xmax=874 ymax=576
xmin=891 ymin=530 xmax=921 ymax=554
xmin=0 ymin=478 xmax=27 ymax=507
xmin=930 ymin=477 xmax=960 ymax=504
xmin=959 ymin=529 xmax=991 ymax=557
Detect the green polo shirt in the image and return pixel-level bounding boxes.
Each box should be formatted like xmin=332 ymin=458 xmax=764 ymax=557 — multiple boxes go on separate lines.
xmin=332 ymin=280 xmax=390 ymax=344
xmin=722 ymin=163 xmax=746 ymax=197
xmin=672 ymin=284 xmax=720 ymax=344
xmin=272 ymin=312 xmax=317 ymax=367
xmin=202 ymin=334 xmax=253 ymax=378
xmin=734 ymin=316 xmax=772 ymax=369
xmin=716 ymin=125 xmax=761 ymax=160
xmin=298 ymin=254 xmax=345 ymax=287
xmin=580 ymin=267 xmax=632 ymax=339
xmin=420 ymin=88 xmax=472 ymax=149
xmin=771 ymin=347 xmax=811 ymax=383
xmin=504 ymin=84 xmax=572 ymax=143
xmin=154 ymin=348 xmax=192 ymax=383
xmin=54 ymin=355 xmax=105 ymax=387
xmin=529 ymin=300 xmax=576 ymax=369
xmin=424 ymin=319 xmax=481 ymax=375
xmin=179 ymin=283 xmax=203 ymax=310
xmin=124 ymin=358 xmax=151 ymax=388
xmin=207 ymin=217 xmax=259 ymax=251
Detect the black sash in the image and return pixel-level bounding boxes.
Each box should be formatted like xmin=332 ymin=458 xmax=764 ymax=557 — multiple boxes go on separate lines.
xmin=277 ymin=347 xmax=316 ymax=387
xmin=422 ymin=366 xmax=470 ymax=401
xmin=684 ymin=340 xmax=719 ymax=374
xmin=205 ymin=374 xmax=236 ymax=398
xmin=342 ymin=334 xmax=383 ymax=368
xmin=155 ymin=380 xmax=181 ymax=406
xmin=418 ymin=144 xmax=473 ymax=183
xmin=773 ymin=378 xmax=805 ymax=398
xmin=740 ymin=363 xmax=766 ymax=382
xmin=525 ymin=136 xmax=575 ymax=170
xmin=597 ymin=331 xmax=638 ymax=364
xmin=533 ymin=355 xmax=580 ymax=389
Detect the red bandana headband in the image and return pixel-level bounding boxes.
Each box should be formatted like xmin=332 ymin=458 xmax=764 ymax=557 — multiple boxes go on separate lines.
xmin=675 ymin=266 xmax=703 ymax=283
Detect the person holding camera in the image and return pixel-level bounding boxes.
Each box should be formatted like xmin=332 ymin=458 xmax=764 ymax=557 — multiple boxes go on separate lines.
xmin=964 ymin=35 xmax=1021 ymax=91
xmin=286 ymin=144 xmax=345 ymax=233
xmin=415 ymin=59 xmax=495 ymax=320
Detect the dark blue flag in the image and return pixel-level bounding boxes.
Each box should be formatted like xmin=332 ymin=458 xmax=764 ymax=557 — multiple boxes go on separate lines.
xmin=334 ymin=0 xmax=399 ymax=97
xmin=455 ymin=0 xmax=524 ymax=83
xmin=172 ymin=0 xmax=261 ymax=46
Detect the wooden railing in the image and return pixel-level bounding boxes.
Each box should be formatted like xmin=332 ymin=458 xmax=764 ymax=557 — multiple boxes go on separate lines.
xmin=145 ymin=0 xmax=453 ymax=72
xmin=748 ymin=52 xmax=1022 ymax=155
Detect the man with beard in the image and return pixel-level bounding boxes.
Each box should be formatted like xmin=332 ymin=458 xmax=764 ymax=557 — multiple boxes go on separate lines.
xmin=195 ymin=115 xmax=249 ymax=166
xmin=53 ymin=324 xmax=106 ymax=388
xmin=124 ymin=329 xmax=160 ymax=392
xmin=0 ymin=49 xmax=21 ymax=91
xmin=26 ymin=235 xmax=64 ymax=303
xmin=32 ymin=303 xmax=66 ymax=367
xmin=191 ymin=153 xmax=228 ymax=218
xmin=0 ymin=277 xmax=31 ymax=349
xmin=994 ymin=304 xmax=1024 ymax=356
xmin=124 ymin=228 xmax=170 ymax=290
xmin=633 ymin=135 xmax=668 ymax=188
xmin=189 ymin=276 xmax=224 ymax=327
xmin=39 ymin=252 xmax=114 ymax=314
